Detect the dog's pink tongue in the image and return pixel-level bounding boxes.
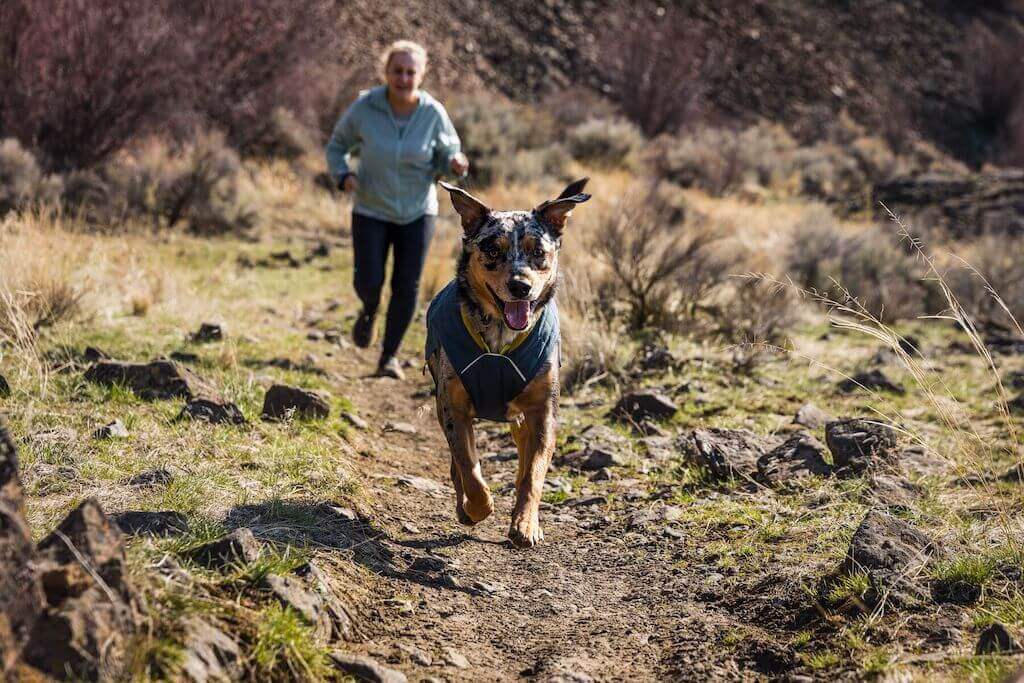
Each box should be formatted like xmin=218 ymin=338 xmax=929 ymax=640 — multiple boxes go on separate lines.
xmin=503 ymin=300 xmax=530 ymax=331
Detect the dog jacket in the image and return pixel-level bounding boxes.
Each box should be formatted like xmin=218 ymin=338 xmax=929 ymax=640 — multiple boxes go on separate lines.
xmin=425 ymin=280 xmax=559 ymax=422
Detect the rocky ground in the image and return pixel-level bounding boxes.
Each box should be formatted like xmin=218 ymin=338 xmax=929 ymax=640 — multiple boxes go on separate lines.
xmin=4 ymin=227 xmax=1024 ymax=681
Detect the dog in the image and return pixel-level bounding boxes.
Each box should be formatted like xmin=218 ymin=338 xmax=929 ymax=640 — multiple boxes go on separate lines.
xmin=425 ymin=178 xmax=591 ymax=548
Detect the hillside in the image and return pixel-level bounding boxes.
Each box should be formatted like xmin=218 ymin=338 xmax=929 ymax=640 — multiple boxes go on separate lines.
xmin=335 ymin=0 xmax=1024 ymax=165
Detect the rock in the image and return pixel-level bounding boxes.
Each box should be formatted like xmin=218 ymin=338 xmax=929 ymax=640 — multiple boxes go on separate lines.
xmin=635 ymin=343 xmax=676 ymax=371
xmin=825 ymin=419 xmax=899 ymax=473
xmin=757 ymin=432 xmax=832 ymax=485
xmin=628 ymin=504 xmax=684 ymax=529
xmin=1009 ymin=393 xmax=1024 ymax=414
xmin=589 ymin=467 xmax=613 ymax=482
xmin=384 ymin=421 xmax=417 ymax=434
xmin=444 ymin=648 xmax=471 ymax=669
xmin=262 ymin=384 xmax=330 ymax=421
xmin=341 ymin=411 xmax=368 ymax=430
xmin=0 ymin=419 xmax=44 ymax=676
xmin=794 ymin=403 xmax=832 ymax=430
xmin=186 ymin=528 xmax=261 ymax=570
xmin=686 ymin=428 xmax=771 ymax=480
xmin=82 ymin=346 xmax=110 ymax=363
xmin=113 ymin=510 xmax=189 ymax=537
xmin=394 ymin=475 xmax=449 ymax=497
xmin=0 ymin=373 xmax=9 ymax=398
xmin=579 ymin=446 xmax=626 ymax=471
xmin=1007 ymin=370 xmax=1024 ymax=389
xmin=178 ymin=397 xmax=246 ymax=425
xmin=262 ymin=562 xmax=353 ymax=642
xmin=976 ymin=623 xmax=1021 ymax=654
xmin=179 ymin=617 xmax=242 ymax=683
xmin=23 ymin=498 xmax=142 ymax=680
xmin=612 ymin=390 xmax=678 ymax=422
xmin=127 ymin=467 xmax=175 ymax=489
xmin=191 ymin=322 xmax=224 ymax=343
xmin=85 ymin=359 xmax=216 ymax=400
xmin=868 ymin=473 xmax=922 ymax=509
xmin=169 ymin=350 xmax=200 ymax=364
xmin=837 ymin=369 xmax=905 ymax=394
xmin=307 ymin=329 xmax=325 ymax=341
xmin=842 ymin=509 xmax=937 ymax=606
xmin=397 ymin=643 xmax=432 ymax=666
xmin=93 ymin=419 xmax=129 ymax=439
xmin=330 ymin=652 xmax=408 ymax=683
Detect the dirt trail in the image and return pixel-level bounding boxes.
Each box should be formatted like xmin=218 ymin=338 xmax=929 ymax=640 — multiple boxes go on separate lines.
xmin=331 ymin=346 xmax=764 ymax=682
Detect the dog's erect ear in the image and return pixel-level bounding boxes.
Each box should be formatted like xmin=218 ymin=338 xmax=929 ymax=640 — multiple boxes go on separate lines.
xmin=534 ymin=177 xmax=591 ymax=236
xmin=439 ymin=181 xmax=491 ymax=237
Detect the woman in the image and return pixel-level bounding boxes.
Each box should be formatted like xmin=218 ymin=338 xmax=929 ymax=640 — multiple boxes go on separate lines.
xmin=326 ymin=40 xmax=469 ymax=379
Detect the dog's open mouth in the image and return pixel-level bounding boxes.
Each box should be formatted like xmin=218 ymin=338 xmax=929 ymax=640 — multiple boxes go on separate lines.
xmin=487 ymin=285 xmax=532 ymax=331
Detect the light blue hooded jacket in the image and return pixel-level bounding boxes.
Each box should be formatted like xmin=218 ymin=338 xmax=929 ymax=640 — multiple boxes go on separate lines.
xmin=325 ymin=86 xmax=463 ymax=225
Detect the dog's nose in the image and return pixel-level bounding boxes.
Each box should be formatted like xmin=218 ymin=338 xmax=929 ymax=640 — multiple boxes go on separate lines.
xmin=507 ymin=278 xmax=531 ymax=300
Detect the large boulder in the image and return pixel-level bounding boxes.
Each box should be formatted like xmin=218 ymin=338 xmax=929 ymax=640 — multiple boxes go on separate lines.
xmin=684 ymin=428 xmax=774 ymax=481
xmin=757 ymin=432 xmax=833 ymax=486
xmin=85 ymin=359 xmax=215 ymax=400
xmin=22 ymin=499 xmax=143 ymax=679
xmin=0 ymin=419 xmax=44 ymax=676
xmin=825 ymin=418 xmax=899 ymax=473
xmin=262 ymin=384 xmax=331 ymax=421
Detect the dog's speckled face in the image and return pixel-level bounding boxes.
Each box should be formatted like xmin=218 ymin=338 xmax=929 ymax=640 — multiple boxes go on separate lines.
xmin=441 ymin=179 xmax=591 ymax=331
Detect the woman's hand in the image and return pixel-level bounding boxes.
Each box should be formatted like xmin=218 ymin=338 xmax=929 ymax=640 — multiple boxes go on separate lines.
xmin=342 ymin=174 xmax=359 ymax=193
xmin=449 ymin=153 xmax=469 ymax=177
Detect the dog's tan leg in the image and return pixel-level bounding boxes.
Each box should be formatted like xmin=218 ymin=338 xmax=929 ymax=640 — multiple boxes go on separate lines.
xmin=508 ymin=405 xmax=555 ymax=548
xmin=434 ymin=368 xmax=493 ymax=525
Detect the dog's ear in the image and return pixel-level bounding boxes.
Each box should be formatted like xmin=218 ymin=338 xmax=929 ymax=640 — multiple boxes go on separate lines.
xmin=439 ymin=181 xmax=491 ymax=237
xmin=534 ymin=177 xmax=591 ymax=236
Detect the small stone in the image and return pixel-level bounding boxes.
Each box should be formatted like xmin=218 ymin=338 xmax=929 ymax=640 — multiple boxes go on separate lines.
xmin=0 ymin=373 xmax=9 ymax=398
xmin=113 ymin=510 xmax=189 ymax=537
xmin=976 ymin=623 xmax=1021 ymax=654
xmin=341 ymin=411 xmax=368 ymax=429
xmin=794 ymin=403 xmax=832 ymax=430
xmin=180 ymin=617 xmax=242 ymax=682
xmin=589 ymin=467 xmax=613 ymax=482
xmin=127 ymin=467 xmax=175 ymax=488
xmin=757 ymin=432 xmax=832 ymax=486
xmin=186 ymin=528 xmax=261 ymax=570
xmin=444 ymin=648 xmax=470 ymax=669
xmin=612 ymin=390 xmax=678 ymax=422
xmin=93 ymin=419 xmax=129 ymax=439
xmin=262 ymin=384 xmax=331 ymax=421
xmin=825 ymin=419 xmax=899 ymax=473
xmin=842 ymin=509 xmax=937 ymax=606
xmin=685 ymin=428 xmax=772 ymax=480
xmin=385 ymin=421 xmax=417 ymax=434
xmin=331 ymin=652 xmax=408 ymax=683
xmin=178 ymin=398 xmax=246 ymax=425
xmin=191 ymin=322 xmax=224 ymax=343
xmin=394 ymin=475 xmax=448 ymax=497
xmin=838 ymin=369 xmax=905 ymax=395
xmin=580 ymin=446 xmax=626 ymax=471
xmin=307 ymin=330 xmax=325 ymax=341
xmin=868 ymin=473 xmax=922 ymax=509
xmin=397 ymin=643 xmax=432 ymax=666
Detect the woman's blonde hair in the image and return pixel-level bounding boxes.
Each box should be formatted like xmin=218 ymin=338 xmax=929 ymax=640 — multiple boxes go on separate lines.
xmin=378 ymin=40 xmax=428 ymax=78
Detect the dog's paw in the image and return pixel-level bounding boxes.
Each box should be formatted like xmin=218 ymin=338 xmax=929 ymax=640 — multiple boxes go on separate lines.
xmin=462 ymin=494 xmax=494 ymax=524
xmin=508 ymin=517 xmax=544 ymax=548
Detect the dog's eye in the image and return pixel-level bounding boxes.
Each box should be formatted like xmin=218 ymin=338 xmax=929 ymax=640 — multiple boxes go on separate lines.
xmin=482 ymin=245 xmax=502 ymax=259
xmin=532 ymin=246 xmax=546 ymax=258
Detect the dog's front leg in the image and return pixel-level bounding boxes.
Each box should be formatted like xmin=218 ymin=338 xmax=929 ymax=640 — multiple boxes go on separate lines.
xmin=509 ymin=404 xmax=555 ymax=548
xmin=434 ymin=370 xmax=493 ymax=525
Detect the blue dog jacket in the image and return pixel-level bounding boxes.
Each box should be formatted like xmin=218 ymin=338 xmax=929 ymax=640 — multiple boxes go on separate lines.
xmin=425 ymin=280 xmax=559 ymax=421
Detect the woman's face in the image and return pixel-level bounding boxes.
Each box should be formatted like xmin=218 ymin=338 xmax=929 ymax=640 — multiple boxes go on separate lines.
xmin=385 ymin=52 xmax=424 ymax=100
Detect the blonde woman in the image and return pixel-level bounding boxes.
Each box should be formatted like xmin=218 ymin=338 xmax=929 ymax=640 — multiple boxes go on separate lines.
xmin=326 ymin=40 xmax=469 ymax=379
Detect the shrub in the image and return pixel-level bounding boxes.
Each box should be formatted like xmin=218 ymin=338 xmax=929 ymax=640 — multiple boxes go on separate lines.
xmin=591 ymin=182 xmax=735 ymax=331
xmin=596 ymin=6 xmax=711 ymax=136
xmin=966 ymin=25 xmax=1024 ymax=166
xmin=164 ymin=133 xmax=257 ymax=236
xmin=0 ymin=138 xmax=42 ymax=214
xmin=944 ymin=233 xmax=1024 ymax=326
xmin=786 ymin=213 xmax=934 ymax=322
xmin=449 ymin=94 xmax=565 ymax=187
xmin=567 ymin=118 xmax=644 ymax=169
xmin=0 ymin=0 xmax=336 ymax=170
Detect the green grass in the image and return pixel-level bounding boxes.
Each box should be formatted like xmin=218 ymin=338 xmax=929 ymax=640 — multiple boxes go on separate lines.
xmin=826 ymin=571 xmax=871 ymax=605
xmin=252 ymin=605 xmax=334 ymax=679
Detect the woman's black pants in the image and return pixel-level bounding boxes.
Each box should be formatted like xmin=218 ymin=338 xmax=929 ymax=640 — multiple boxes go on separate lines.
xmin=351 ymin=212 xmax=436 ymax=357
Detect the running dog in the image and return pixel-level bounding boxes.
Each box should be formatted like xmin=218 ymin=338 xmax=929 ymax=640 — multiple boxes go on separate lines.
xmin=425 ymin=178 xmax=591 ymax=548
